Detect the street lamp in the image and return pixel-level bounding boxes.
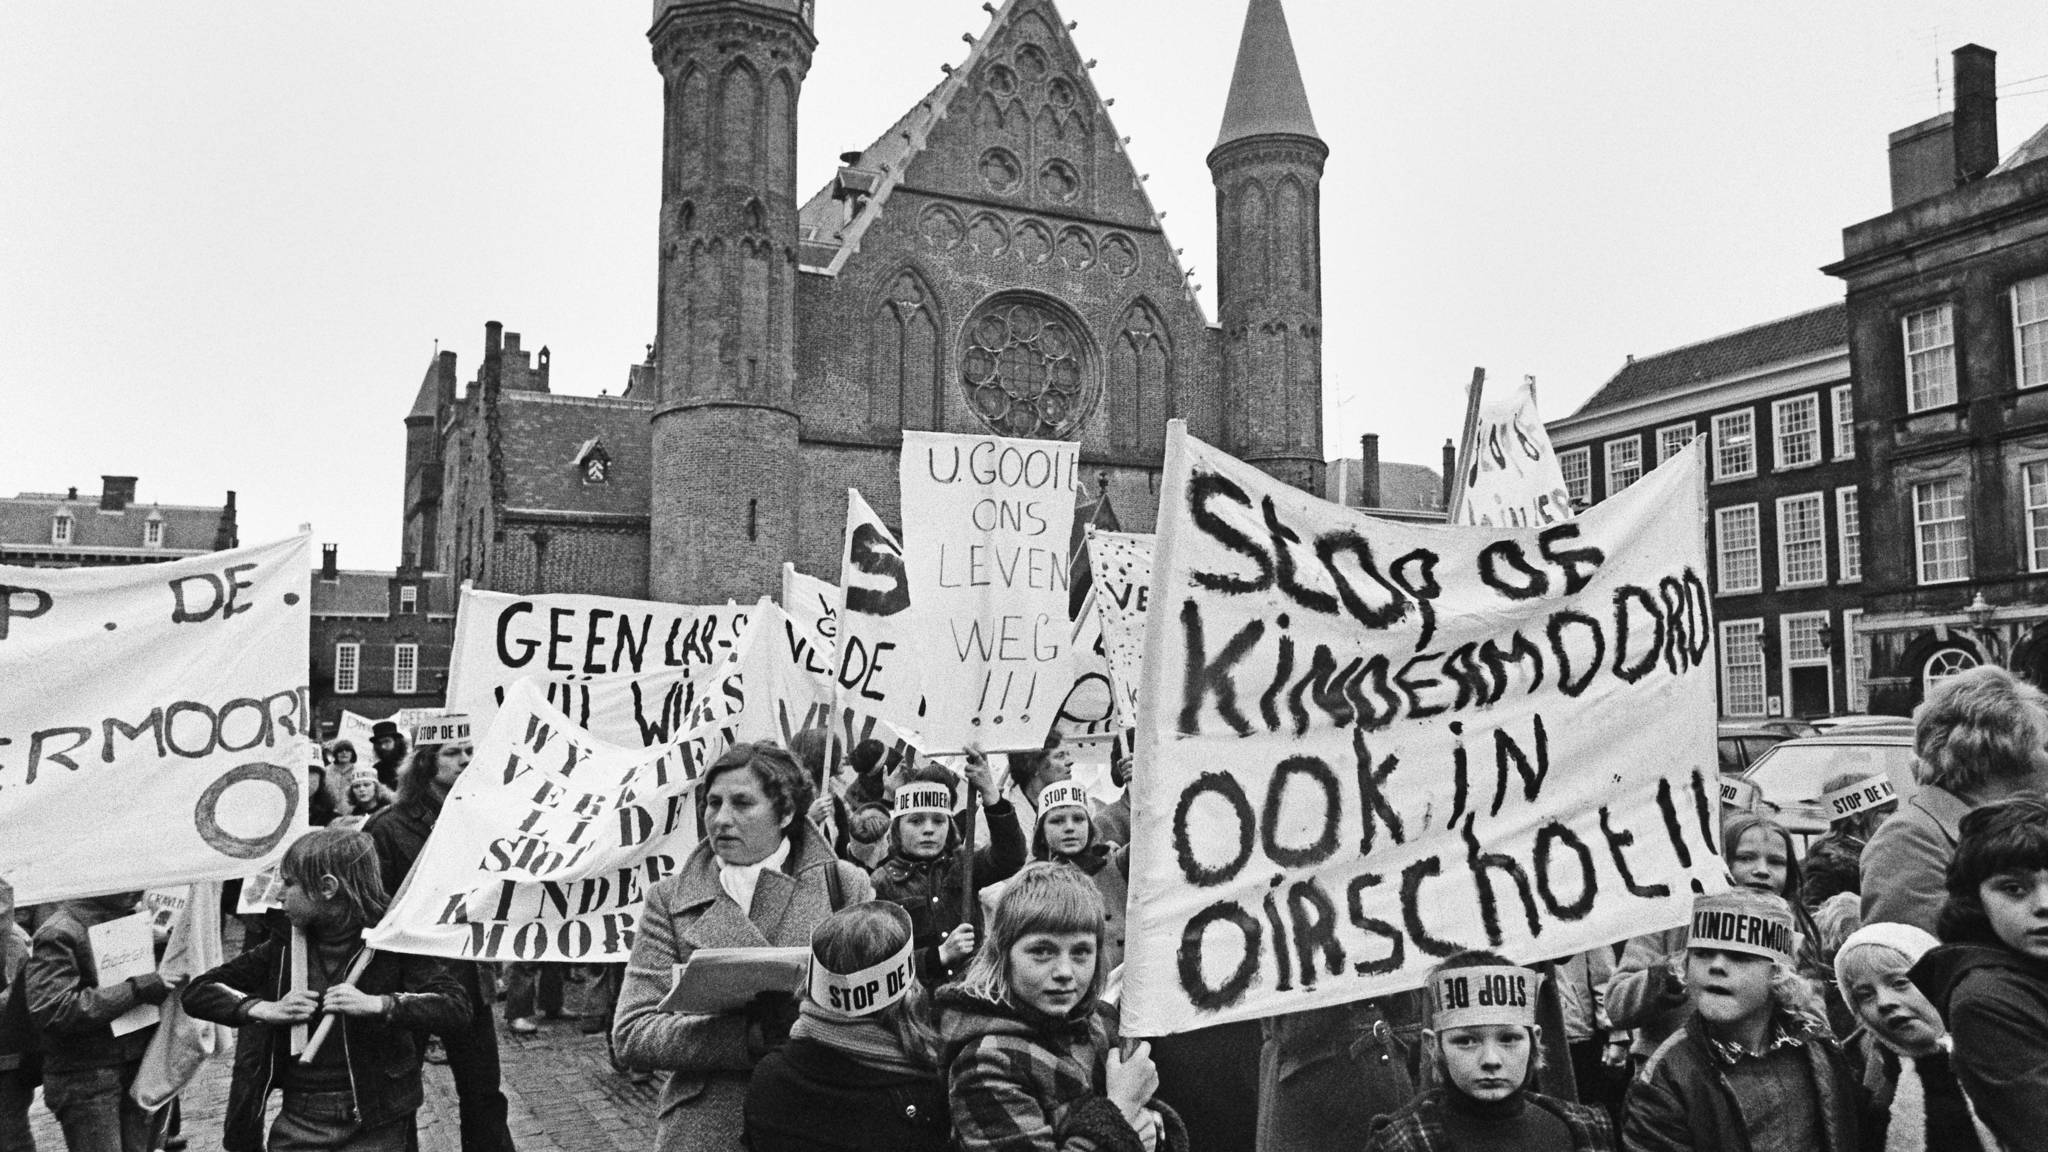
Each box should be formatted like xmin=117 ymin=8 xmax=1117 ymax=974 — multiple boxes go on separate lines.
xmin=1966 ymin=591 xmax=2001 ymax=665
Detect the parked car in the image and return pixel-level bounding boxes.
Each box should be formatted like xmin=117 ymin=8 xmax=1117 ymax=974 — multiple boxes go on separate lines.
xmin=1809 ymin=714 xmax=1915 ymax=736
xmin=1737 ymin=731 xmax=1918 ymax=837
xmin=1719 ymin=722 xmax=1795 ymax=776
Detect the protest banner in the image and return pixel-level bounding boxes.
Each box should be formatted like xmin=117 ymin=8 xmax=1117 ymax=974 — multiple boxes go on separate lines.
xmin=899 ymin=431 xmax=1080 ymax=752
xmin=1453 ymin=374 xmax=1575 ymax=528
xmin=1086 ymin=529 xmax=1154 ymax=728
xmin=835 ymin=489 xmax=926 ymax=741
xmin=365 ymin=678 xmax=735 ymax=962
xmin=780 ymin=563 xmax=839 ymax=680
xmin=728 ymin=598 xmax=925 ymax=761
xmin=1121 ymin=425 xmax=1724 ymax=1036
xmin=1052 ymin=589 xmax=1120 ymax=783
xmin=0 ymin=535 xmax=312 ymax=903
xmin=445 ymin=587 xmax=751 ymax=746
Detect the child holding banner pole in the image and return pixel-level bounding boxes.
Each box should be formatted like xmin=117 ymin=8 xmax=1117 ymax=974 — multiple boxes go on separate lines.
xmin=870 ymin=752 xmax=1025 ymax=988
xmin=183 ymin=829 xmax=468 ymax=1152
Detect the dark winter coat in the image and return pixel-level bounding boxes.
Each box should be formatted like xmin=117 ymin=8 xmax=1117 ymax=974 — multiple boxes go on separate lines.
xmin=871 ymin=798 xmax=1026 ymax=985
xmin=742 ymin=1036 xmax=950 ymax=1152
xmin=184 ymin=932 xmax=470 ymax=1135
xmin=366 ymin=792 xmax=498 ymax=1000
xmin=1365 ymin=1088 xmax=1616 ymax=1152
xmin=935 ymin=985 xmax=1186 ymax=1152
xmin=23 ymin=899 xmax=168 ymax=1073
xmin=1621 ymin=1012 xmax=1863 ymax=1152
xmin=1911 ymin=938 xmax=2048 ymax=1152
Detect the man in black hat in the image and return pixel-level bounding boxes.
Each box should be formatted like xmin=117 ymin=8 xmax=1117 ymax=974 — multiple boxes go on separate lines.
xmin=369 ymin=720 xmax=408 ymax=790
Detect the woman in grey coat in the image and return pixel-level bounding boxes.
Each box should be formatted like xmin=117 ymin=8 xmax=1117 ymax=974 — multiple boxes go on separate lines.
xmin=612 ymin=742 xmax=872 ymax=1152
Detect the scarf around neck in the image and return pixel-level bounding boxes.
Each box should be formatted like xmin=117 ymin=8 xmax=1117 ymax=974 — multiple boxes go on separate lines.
xmin=790 ymin=998 xmax=931 ymax=1077
xmin=717 ymin=837 xmax=792 ymax=913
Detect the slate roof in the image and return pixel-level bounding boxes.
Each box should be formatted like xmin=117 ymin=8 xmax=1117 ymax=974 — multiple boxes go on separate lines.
xmin=496 ymin=391 xmax=652 ymax=519
xmin=310 ymin=570 xmax=456 ymax=617
xmin=1563 ymin=302 xmax=1847 ymax=421
xmin=1326 ymin=460 xmax=1443 ymax=513
xmin=0 ymin=490 xmax=228 ymax=556
xmin=1993 ymin=118 xmax=2048 ymax=177
xmin=1215 ymin=0 xmax=1321 ymax=148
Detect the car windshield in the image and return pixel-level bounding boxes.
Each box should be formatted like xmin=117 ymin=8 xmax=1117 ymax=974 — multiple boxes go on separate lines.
xmin=1745 ymin=742 xmax=1918 ymax=807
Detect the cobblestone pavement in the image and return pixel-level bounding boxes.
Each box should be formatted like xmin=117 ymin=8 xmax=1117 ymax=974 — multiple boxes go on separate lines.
xmin=26 ymin=968 xmax=662 ymax=1152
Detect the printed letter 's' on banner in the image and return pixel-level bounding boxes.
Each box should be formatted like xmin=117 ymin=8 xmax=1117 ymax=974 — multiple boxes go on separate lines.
xmin=1121 ymin=427 xmax=1724 ymax=1036
xmin=445 ymin=587 xmax=751 ymax=746
xmin=898 ymin=432 xmax=1080 ymax=752
xmin=1454 ymin=375 xmax=1574 ymax=528
xmin=367 ymin=679 xmax=733 ymax=962
xmin=780 ymin=564 xmax=839 ymax=679
xmin=1085 ymin=529 xmax=1154 ymax=728
xmin=836 ymin=490 xmax=926 ymax=741
xmin=0 ymin=535 xmax=313 ymax=903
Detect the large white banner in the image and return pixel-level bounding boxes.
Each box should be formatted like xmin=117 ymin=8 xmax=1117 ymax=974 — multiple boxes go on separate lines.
xmin=445 ymin=587 xmax=750 ymax=745
xmin=899 ymin=431 xmax=1080 ymax=752
xmin=835 ymin=490 xmax=926 ymax=742
xmin=366 ymin=679 xmax=731 ymax=962
xmin=1086 ymin=529 xmax=1154 ymax=728
xmin=0 ymin=536 xmax=313 ymax=902
xmin=1454 ymin=376 xmax=1575 ymax=527
xmin=1123 ymin=428 xmax=1723 ymax=1036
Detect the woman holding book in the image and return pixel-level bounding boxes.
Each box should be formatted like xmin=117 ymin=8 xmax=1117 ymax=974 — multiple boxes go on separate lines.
xmin=613 ymin=742 xmax=872 ymax=1152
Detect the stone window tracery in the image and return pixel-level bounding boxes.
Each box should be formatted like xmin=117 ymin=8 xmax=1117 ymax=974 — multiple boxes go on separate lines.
xmin=960 ymin=295 xmax=1095 ymax=439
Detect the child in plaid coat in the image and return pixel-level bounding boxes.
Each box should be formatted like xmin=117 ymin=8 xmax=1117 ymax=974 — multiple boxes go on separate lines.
xmin=936 ymin=864 xmax=1186 ymax=1152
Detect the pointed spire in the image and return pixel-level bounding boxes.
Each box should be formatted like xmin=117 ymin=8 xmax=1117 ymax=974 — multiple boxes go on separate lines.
xmin=1214 ymin=0 xmax=1320 ymax=149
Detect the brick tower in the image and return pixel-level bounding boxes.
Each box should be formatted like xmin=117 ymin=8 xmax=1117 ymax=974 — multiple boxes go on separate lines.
xmin=647 ymin=0 xmax=815 ymax=602
xmin=1210 ymin=0 xmax=1326 ymax=494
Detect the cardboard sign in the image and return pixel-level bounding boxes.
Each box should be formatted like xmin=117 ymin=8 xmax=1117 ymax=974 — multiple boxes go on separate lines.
xmin=1121 ymin=426 xmax=1725 ymax=1036
xmin=410 ymin=713 xmax=472 ymax=747
xmin=0 ymin=535 xmax=312 ymax=903
xmin=1087 ymin=529 xmax=1154 ymax=728
xmin=898 ymin=431 xmax=1079 ymax=751
xmin=1455 ymin=376 xmax=1575 ymax=528
xmin=1822 ymin=775 xmax=1896 ymax=822
xmin=445 ymin=587 xmax=751 ymax=742
xmin=365 ymin=678 xmax=736 ymax=962
xmin=835 ymin=489 xmax=928 ymax=743
xmin=90 ymin=912 xmax=162 ymax=1037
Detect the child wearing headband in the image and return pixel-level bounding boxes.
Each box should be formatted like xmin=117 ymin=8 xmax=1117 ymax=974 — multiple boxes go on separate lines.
xmin=1622 ymin=889 xmax=1863 ymax=1152
xmin=1366 ymin=951 xmax=1614 ymax=1151
xmin=870 ymin=750 xmax=1026 ymax=987
xmin=1027 ymin=779 xmax=1132 ymax=976
xmin=182 ymin=829 xmax=470 ymax=1152
xmin=743 ymin=902 xmax=949 ymax=1151
xmin=937 ymin=863 xmax=1185 ymax=1152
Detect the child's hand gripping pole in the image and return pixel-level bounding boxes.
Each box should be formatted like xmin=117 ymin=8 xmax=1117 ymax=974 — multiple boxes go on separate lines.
xmin=298 ymin=947 xmax=378 ymax=1064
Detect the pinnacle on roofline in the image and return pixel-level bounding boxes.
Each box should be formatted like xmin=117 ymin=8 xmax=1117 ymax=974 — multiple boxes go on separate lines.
xmin=1214 ymin=0 xmax=1321 ymax=150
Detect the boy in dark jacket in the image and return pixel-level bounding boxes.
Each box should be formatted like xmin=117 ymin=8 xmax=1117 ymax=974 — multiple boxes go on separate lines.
xmin=1623 ymin=890 xmax=1863 ymax=1152
xmin=24 ymin=892 xmax=175 ymax=1152
xmin=1911 ymin=795 xmax=2048 ymax=1152
xmin=870 ymin=750 xmax=1025 ymax=986
xmin=1366 ymin=952 xmax=1614 ymax=1152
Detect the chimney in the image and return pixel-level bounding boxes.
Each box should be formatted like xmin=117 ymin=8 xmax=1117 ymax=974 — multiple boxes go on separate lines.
xmin=1954 ymin=45 xmax=1998 ymax=182
xmin=1441 ymin=439 xmax=1457 ymax=508
xmin=484 ymin=320 xmax=503 ymax=362
xmin=99 ymin=475 xmax=137 ymax=512
xmin=320 ymin=544 xmax=339 ymax=582
xmin=66 ymin=486 xmax=77 ymax=500
xmin=1359 ymin=433 xmax=1382 ymax=509
xmin=435 ymin=349 xmax=458 ymax=409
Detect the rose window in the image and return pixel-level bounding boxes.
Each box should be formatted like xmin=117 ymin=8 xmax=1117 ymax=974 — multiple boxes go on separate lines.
xmin=960 ymin=297 xmax=1096 ymax=438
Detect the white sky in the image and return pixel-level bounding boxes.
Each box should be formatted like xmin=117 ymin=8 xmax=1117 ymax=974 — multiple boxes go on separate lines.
xmin=4 ymin=1 xmax=2046 ymax=570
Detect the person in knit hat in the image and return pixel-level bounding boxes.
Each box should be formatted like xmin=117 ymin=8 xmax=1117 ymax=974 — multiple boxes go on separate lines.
xmin=1834 ymin=923 xmax=1994 ymax=1152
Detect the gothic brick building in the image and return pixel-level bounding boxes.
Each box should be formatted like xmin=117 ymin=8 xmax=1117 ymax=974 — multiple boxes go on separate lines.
xmin=401 ymin=0 xmax=1329 ymax=604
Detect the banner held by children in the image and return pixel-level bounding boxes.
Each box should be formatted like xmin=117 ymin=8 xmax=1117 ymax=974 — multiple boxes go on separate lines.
xmin=899 ymin=431 xmax=1080 ymax=752
xmin=366 ymin=678 xmax=733 ymax=962
xmin=1122 ymin=425 xmax=1724 ymax=1036
xmin=836 ymin=489 xmax=927 ymax=741
xmin=1453 ymin=374 xmax=1574 ymax=528
xmin=1086 ymin=528 xmax=1154 ymax=728
xmin=0 ymin=535 xmax=313 ymax=903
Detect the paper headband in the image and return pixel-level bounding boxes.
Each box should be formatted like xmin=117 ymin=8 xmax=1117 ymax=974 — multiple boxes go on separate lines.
xmin=1688 ymin=892 xmax=1796 ymax=965
xmin=1427 ymin=965 xmax=1541 ymax=1030
xmin=1719 ymin=777 xmax=1759 ymax=811
xmin=894 ymin=782 xmax=954 ymax=820
xmin=349 ymin=766 xmax=380 ymax=788
xmin=1037 ymin=781 xmax=1089 ymax=818
xmin=807 ymin=940 xmax=916 ymax=1018
xmin=1822 ymin=775 xmax=1896 ymax=823
xmin=411 ymin=714 xmax=472 ymax=747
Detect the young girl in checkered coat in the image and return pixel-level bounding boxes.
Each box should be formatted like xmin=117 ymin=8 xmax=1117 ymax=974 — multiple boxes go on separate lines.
xmin=936 ymin=863 xmax=1186 ymax=1152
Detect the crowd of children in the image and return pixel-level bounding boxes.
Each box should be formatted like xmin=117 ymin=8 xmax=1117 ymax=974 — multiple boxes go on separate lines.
xmin=19 ymin=663 xmax=2048 ymax=1150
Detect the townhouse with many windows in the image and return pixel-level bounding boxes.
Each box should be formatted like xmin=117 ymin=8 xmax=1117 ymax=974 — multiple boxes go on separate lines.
xmin=1547 ymin=304 xmax=1869 ymax=719
xmin=308 ymin=543 xmax=457 ymax=737
xmin=1823 ymin=45 xmax=2048 ymax=711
